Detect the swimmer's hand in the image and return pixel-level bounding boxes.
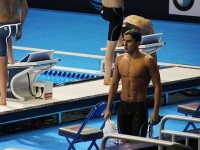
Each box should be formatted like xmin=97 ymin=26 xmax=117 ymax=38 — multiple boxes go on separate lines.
xmin=8 ymin=60 xmax=15 ymax=64
xmin=15 ymin=30 xmax=22 ymax=41
xmin=149 ymin=115 xmax=163 ymax=126
xmin=104 ymin=109 xmax=111 ymax=120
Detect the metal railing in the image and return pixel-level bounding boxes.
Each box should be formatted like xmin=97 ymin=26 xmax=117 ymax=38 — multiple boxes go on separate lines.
xmin=100 ymin=133 xmax=180 ymax=150
xmin=159 ymin=115 xmax=200 ymax=150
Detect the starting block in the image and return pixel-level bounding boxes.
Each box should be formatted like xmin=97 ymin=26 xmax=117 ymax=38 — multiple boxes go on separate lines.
xmin=139 ymin=41 xmax=166 ymax=54
xmin=7 ymin=58 xmax=60 ymax=101
xmin=100 ymin=41 xmax=166 ymax=72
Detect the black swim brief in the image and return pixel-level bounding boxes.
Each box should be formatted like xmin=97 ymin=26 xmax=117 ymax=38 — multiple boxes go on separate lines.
xmin=0 ymin=22 xmax=21 ymax=56
xmin=101 ymin=5 xmax=123 ymax=41
xmin=117 ymin=100 xmax=148 ymax=137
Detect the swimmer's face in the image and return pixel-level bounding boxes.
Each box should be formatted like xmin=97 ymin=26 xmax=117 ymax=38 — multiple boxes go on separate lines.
xmin=123 ymin=34 xmax=140 ymax=54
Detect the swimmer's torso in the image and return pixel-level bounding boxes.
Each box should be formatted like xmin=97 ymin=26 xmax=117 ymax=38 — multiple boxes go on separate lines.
xmin=117 ymin=53 xmax=151 ymax=102
xmin=102 ymin=0 xmax=123 ymax=8
xmin=0 ymin=0 xmax=21 ymax=22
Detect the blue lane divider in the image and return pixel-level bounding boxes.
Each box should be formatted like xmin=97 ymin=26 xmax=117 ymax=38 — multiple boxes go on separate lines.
xmin=41 ymin=70 xmax=99 ymax=81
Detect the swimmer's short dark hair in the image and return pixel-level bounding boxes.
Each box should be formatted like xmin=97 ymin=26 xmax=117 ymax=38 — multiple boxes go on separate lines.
xmin=124 ymin=29 xmax=141 ymax=42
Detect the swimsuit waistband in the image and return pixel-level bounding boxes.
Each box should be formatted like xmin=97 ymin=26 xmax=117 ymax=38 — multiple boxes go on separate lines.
xmin=120 ymin=100 xmax=146 ymax=104
xmin=0 ymin=21 xmax=21 ymax=26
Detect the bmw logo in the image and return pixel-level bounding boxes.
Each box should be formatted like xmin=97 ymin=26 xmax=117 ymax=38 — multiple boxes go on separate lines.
xmin=173 ymin=0 xmax=195 ymax=11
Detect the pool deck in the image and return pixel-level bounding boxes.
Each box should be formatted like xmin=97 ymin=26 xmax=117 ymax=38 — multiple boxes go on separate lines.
xmin=0 ymin=64 xmax=200 ymax=125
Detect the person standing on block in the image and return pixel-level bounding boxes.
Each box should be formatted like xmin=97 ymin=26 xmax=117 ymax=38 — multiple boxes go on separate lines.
xmin=0 ymin=0 xmax=28 ymax=105
xmin=101 ymin=0 xmax=123 ymax=85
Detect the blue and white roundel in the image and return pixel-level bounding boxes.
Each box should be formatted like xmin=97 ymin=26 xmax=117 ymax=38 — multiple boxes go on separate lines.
xmin=173 ymin=0 xmax=194 ymax=11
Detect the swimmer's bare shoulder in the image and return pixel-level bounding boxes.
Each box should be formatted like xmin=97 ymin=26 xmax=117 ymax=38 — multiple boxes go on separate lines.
xmin=115 ymin=53 xmax=127 ymax=64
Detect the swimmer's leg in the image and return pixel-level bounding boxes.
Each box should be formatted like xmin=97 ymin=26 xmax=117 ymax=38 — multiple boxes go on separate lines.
xmin=104 ymin=40 xmax=118 ymax=85
xmin=0 ymin=56 xmax=8 ymax=105
xmin=7 ymin=37 xmax=15 ymax=64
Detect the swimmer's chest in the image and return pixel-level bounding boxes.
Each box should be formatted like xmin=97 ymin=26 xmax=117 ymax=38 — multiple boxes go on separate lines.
xmin=118 ymin=59 xmax=149 ymax=78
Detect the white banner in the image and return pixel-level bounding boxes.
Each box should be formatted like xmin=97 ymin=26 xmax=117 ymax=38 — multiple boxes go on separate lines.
xmin=169 ymin=0 xmax=200 ymax=17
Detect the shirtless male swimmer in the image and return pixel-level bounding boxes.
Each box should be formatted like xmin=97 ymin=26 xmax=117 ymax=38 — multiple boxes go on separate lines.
xmin=104 ymin=29 xmax=162 ymax=137
xmin=0 ymin=0 xmax=28 ymax=105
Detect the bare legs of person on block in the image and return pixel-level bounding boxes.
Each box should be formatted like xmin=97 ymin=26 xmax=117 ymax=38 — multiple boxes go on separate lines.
xmin=101 ymin=0 xmax=123 ymax=85
xmin=0 ymin=57 xmax=8 ymax=105
xmin=7 ymin=37 xmax=15 ymax=64
xmin=104 ymin=40 xmax=118 ymax=85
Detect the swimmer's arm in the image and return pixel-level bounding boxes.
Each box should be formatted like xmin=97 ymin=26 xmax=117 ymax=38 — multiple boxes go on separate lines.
xmin=147 ymin=57 xmax=162 ymax=122
xmin=19 ymin=0 xmax=28 ymax=31
xmin=104 ymin=57 xmax=121 ymax=119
